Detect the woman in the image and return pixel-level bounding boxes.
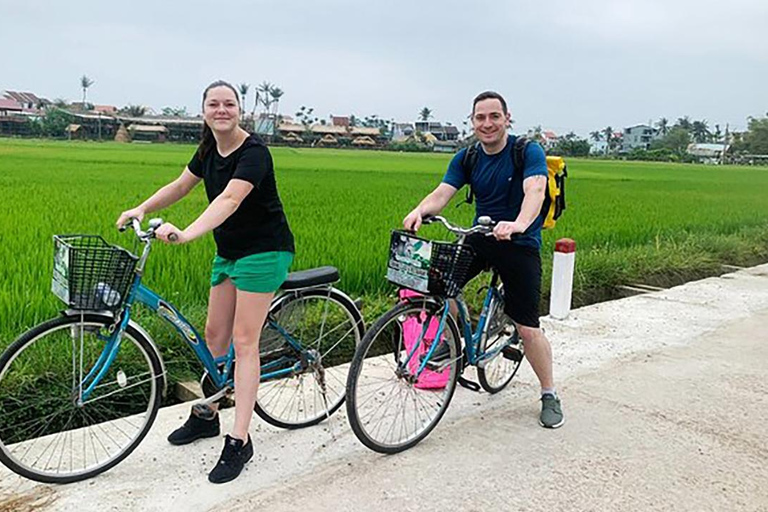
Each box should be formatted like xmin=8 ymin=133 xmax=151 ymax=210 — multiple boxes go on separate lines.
xmin=116 ymin=80 xmax=294 ymax=484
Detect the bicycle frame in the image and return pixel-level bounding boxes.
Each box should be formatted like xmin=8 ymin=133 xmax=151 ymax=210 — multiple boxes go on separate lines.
xmin=403 ymin=270 xmax=512 ymax=378
xmin=75 ymin=253 xmax=308 ymax=404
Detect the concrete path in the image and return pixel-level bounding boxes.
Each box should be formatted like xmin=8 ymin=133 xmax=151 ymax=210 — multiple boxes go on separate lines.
xmin=2 ymin=265 xmax=767 ymax=512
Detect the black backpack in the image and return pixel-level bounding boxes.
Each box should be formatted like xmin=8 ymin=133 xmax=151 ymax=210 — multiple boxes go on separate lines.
xmin=459 ymin=136 xmax=567 ymax=229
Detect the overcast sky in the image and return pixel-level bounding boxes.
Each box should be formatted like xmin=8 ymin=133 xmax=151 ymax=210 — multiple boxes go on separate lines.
xmin=2 ymin=0 xmax=766 ymax=135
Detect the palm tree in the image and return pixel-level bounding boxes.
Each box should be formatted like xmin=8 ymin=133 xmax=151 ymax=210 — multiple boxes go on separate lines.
xmin=602 ymin=126 xmax=614 ymax=154
xmin=269 ymin=87 xmax=284 ymax=117
xmin=80 ymin=75 xmax=94 ymax=110
xmin=589 ymin=131 xmax=602 ymax=142
xmin=238 ymin=83 xmax=250 ymax=115
xmin=655 ymin=117 xmax=669 ymax=136
xmin=258 ymin=81 xmax=274 ymax=114
xmin=676 ymin=116 xmax=692 ymax=131
xmin=419 ymin=107 xmax=432 ymax=122
xmin=691 ymin=120 xmax=711 ymax=143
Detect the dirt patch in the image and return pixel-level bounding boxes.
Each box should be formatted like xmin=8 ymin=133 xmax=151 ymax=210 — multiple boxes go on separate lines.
xmin=0 ymin=487 xmax=57 ymax=512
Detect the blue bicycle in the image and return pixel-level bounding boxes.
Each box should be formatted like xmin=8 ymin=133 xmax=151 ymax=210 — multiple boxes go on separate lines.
xmin=345 ymin=215 xmax=523 ymax=453
xmin=0 ymin=218 xmax=364 ymax=483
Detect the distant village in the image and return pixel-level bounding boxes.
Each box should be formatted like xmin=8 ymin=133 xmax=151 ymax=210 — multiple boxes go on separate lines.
xmin=1 ymin=88 xmax=763 ymax=165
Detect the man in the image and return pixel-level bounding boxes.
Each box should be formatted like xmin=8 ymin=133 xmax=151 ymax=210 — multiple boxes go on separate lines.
xmin=403 ymin=91 xmax=564 ymax=428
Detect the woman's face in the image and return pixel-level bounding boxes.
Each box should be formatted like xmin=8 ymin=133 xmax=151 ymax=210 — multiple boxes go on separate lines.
xmin=203 ymin=86 xmax=240 ymax=133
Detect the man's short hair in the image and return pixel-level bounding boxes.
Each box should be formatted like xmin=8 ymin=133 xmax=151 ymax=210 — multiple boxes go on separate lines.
xmin=472 ymin=91 xmax=508 ymax=115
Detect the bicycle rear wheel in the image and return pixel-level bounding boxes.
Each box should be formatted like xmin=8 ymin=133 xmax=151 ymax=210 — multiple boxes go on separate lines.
xmin=0 ymin=313 xmax=164 ymax=483
xmin=477 ymin=287 xmax=524 ymax=393
xmin=255 ymin=288 xmax=364 ymax=429
xmin=345 ymin=300 xmax=461 ymax=454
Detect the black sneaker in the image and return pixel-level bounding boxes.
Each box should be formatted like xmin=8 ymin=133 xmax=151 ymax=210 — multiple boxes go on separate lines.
xmin=208 ymin=434 xmax=254 ymax=484
xmin=167 ymin=405 xmax=220 ymax=446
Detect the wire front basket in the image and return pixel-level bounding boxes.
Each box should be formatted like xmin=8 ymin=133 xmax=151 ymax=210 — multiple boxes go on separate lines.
xmin=52 ymin=235 xmax=138 ymax=311
xmin=386 ymin=230 xmax=475 ymax=298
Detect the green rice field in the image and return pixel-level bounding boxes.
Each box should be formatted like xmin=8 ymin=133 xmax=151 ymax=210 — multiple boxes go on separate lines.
xmin=2 ymin=139 xmax=768 ymax=363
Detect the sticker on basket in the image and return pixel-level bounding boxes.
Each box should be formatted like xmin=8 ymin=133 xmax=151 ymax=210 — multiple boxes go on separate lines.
xmin=386 ymin=232 xmax=432 ymax=293
xmin=52 ymin=241 xmax=70 ymax=304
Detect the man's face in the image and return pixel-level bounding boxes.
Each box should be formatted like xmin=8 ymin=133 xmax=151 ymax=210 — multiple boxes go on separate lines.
xmin=471 ymin=98 xmax=510 ymax=146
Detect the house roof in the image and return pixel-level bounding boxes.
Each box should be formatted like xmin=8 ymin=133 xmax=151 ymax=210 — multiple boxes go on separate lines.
xmin=349 ymin=127 xmax=380 ymax=136
xmin=318 ymin=134 xmax=339 ymax=143
xmin=0 ymin=99 xmax=22 ymax=111
xmin=277 ymin=123 xmax=305 ymax=133
xmin=127 ymin=124 xmax=168 ymax=133
xmin=312 ymin=124 xmax=347 ymax=135
xmin=351 ymin=136 xmax=376 ymax=145
xmin=3 ymin=91 xmax=46 ymax=105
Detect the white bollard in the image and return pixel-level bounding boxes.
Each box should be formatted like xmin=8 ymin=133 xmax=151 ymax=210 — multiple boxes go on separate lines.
xmin=549 ymin=238 xmax=576 ymax=320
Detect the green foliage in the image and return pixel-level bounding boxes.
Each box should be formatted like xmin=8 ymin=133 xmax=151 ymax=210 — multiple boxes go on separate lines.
xmin=550 ymin=133 xmax=590 ymax=157
xmin=651 ymin=126 xmax=691 ymax=156
xmin=1 ymin=141 xmax=768 ymax=358
xmin=743 ymin=116 xmax=768 ymax=154
xmin=31 ymin=108 xmax=73 ymax=137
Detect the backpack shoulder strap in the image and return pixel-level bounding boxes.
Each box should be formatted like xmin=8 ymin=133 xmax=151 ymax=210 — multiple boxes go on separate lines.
xmin=461 ymin=142 xmax=480 ymax=205
xmin=512 ymin=135 xmax=530 ymax=171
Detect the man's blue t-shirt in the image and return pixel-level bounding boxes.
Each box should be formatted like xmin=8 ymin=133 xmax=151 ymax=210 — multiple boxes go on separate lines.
xmin=442 ymin=136 xmax=548 ymax=249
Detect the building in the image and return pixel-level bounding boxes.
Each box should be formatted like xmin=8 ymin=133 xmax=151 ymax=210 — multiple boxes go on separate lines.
xmin=414 ymin=121 xmax=459 ymax=142
xmin=687 ymin=143 xmax=729 ymax=164
xmin=392 ymin=123 xmax=414 ymax=141
xmin=2 ymin=91 xmax=47 ymax=110
xmin=621 ymin=124 xmax=658 ymax=153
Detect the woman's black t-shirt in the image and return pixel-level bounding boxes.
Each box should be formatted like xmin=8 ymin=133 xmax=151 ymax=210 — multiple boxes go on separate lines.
xmin=187 ymin=134 xmax=295 ymax=260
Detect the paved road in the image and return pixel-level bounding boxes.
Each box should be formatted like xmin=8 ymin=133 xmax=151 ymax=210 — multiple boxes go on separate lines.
xmin=2 ymin=265 xmax=767 ymax=512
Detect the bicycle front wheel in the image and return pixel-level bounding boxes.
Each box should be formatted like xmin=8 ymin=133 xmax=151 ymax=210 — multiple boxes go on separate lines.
xmin=255 ymin=288 xmax=364 ymax=429
xmin=0 ymin=313 xmax=164 ymax=484
xmin=346 ymin=300 xmax=461 ymax=454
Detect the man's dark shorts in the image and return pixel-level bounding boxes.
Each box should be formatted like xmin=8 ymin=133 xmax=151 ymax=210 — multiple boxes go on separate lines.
xmin=462 ymin=234 xmax=542 ymax=328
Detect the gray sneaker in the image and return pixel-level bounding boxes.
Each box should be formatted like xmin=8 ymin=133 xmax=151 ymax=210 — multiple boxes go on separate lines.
xmin=539 ymin=393 xmax=564 ymax=429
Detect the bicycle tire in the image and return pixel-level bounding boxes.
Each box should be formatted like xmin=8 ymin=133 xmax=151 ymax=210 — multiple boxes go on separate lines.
xmin=255 ymin=287 xmax=364 ymax=429
xmin=0 ymin=313 xmax=164 ymax=484
xmin=345 ymin=299 xmax=461 ymax=454
xmin=477 ymin=287 xmax=523 ymax=393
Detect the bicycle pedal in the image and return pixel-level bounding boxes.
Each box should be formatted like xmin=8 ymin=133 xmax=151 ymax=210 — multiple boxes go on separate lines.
xmin=501 ymin=345 xmax=523 ymax=362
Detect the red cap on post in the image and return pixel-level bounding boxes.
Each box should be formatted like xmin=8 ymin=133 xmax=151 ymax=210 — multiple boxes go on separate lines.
xmin=555 ymin=238 xmax=576 ymax=254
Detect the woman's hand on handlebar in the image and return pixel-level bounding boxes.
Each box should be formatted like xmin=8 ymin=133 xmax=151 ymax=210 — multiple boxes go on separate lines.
xmin=492 ymin=220 xmax=525 ymax=241
xmin=155 ymin=222 xmax=185 ymax=244
xmin=116 ymin=207 xmax=145 ymax=230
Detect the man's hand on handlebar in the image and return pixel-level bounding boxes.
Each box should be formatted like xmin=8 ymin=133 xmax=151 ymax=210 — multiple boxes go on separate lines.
xmin=403 ymin=208 xmax=423 ymax=232
xmin=492 ymin=220 xmax=525 ymax=241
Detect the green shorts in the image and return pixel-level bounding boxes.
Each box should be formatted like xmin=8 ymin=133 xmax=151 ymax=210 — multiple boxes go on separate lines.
xmin=211 ymin=251 xmax=294 ymax=293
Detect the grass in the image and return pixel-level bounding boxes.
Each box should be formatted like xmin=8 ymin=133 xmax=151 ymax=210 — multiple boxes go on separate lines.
xmin=1 ymin=139 xmax=768 ymax=379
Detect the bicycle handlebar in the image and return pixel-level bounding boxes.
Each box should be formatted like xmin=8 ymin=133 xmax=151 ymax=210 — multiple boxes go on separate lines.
xmin=119 ymin=217 xmax=177 ymax=242
xmin=422 ymin=215 xmax=495 ymax=236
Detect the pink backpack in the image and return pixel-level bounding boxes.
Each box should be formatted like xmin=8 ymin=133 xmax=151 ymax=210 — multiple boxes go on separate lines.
xmin=399 ymin=289 xmax=450 ymax=389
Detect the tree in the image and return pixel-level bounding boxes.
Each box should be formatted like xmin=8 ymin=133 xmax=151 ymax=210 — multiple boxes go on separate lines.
xmin=161 ymin=106 xmax=188 ymax=117
xmin=589 ymin=131 xmax=602 ymax=142
xmin=80 ymin=75 xmax=94 ymax=110
xmin=238 ymin=83 xmax=250 ymax=115
xmin=119 ymin=105 xmax=146 ymax=117
xmin=743 ymin=115 xmax=768 ymax=154
xmin=691 ymin=120 xmax=711 ymax=143
xmin=602 ymin=126 xmax=616 ymax=154
xmin=257 ymin=81 xmax=274 ymax=113
xmin=269 ymin=87 xmax=284 ymax=117
xmin=551 ymin=132 xmax=590 ymax=157
xmin=419 ymin=107 xmax=432 ymax=122
xmin=655 ymin=117 xmax=669 ymax=136
xmin=651 ymin=126 xmax=691 ymax=157
xmin=675 ymin=116 xmax=692 ymax=131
